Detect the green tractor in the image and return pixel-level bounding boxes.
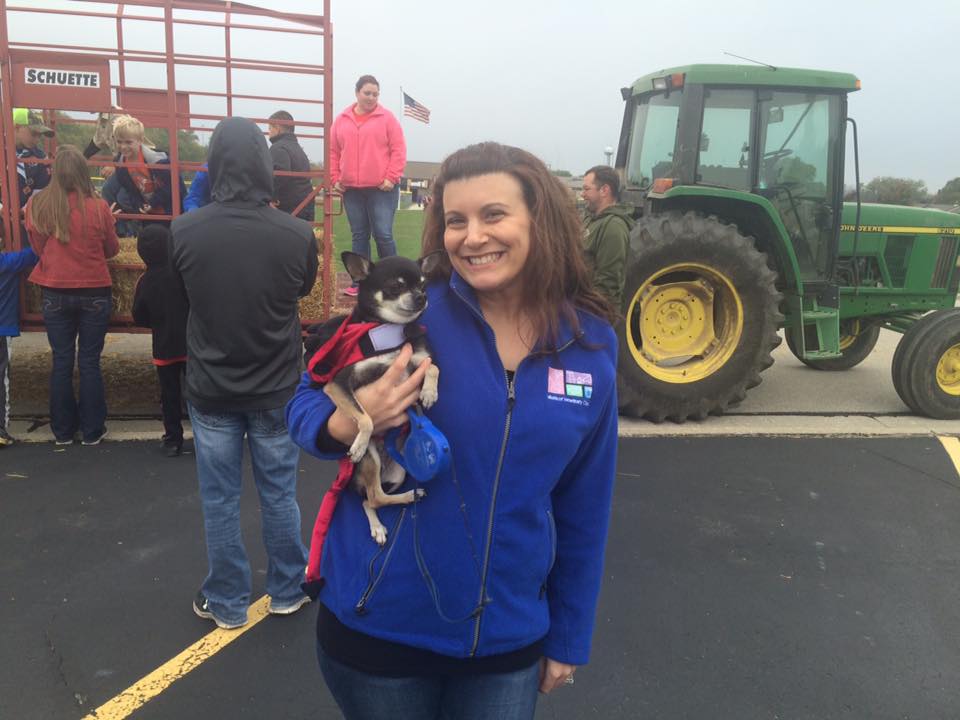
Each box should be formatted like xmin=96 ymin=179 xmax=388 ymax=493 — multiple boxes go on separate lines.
xmin=614 ymin=64 xmax=960 ymax=422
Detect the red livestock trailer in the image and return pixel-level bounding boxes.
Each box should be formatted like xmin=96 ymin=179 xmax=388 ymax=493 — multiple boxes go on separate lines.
xmin=0 ymin=0 xmax=335 ymax=329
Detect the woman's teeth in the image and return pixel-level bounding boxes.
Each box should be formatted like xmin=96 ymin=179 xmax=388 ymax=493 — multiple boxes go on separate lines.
xmin=467 ymin=252 xmax=502 ymax=266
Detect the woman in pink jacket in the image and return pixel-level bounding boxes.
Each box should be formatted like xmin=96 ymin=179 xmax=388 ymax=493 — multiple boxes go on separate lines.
xmin=329 ymin=74 xmax=406 ymax=296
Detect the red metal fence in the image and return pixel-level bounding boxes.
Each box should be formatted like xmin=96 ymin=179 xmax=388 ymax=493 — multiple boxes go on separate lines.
xmin=0 ymin=0 xmax=334 ymax=329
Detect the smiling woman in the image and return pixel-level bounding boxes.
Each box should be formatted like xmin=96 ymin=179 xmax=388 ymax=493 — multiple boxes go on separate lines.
xmin=287 ymin=141 xmax=621 ymax=720
xmin=422 ymin=142 xmax=615 ymax=354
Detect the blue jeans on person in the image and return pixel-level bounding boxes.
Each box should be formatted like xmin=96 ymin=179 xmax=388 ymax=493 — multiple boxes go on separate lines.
xmin=101 ymin=173 xmax=139 ymax=237
xmin=342 ymin=186 xmax=399 ymax=262
xmin=317 ymin=645 xmax=540 ymax=720
xmin=41 ymin=289 xmax=110 ymax=443
xmin=188 ymin=403 xmax=308 ymax=625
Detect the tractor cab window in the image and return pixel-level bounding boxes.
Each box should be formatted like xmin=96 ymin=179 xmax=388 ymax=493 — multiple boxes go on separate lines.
xmin=625 ymin=91 xmax=681 ymax=188
xmin=758 ymin=91 xmax=841 ymax=279
xmin=696 ymin=89 xmax=754 ymax=191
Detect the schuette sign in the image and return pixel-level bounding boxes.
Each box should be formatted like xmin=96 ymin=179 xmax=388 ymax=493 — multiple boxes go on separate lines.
xmin=10 ymin=50 xmax=110 ymax=111
xmin=25 ymin=68 xmax=102 ymax=88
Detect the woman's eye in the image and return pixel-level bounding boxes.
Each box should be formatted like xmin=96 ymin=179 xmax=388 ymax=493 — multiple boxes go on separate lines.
xmin=445 ymin=217 xmax=464 ymax=227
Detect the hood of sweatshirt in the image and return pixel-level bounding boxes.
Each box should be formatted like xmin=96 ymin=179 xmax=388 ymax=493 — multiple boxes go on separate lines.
xmin=208 ymin=117 xmax=273 ymax=205
xmin=136 ymin=224 xmax=171 ymax=267
xmin=592 ymin=202 xmax=636 ymax=228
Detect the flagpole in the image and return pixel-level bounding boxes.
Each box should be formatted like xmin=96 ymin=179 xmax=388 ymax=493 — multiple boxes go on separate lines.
xmin=399 ymin=86 xmax=404 ymax=210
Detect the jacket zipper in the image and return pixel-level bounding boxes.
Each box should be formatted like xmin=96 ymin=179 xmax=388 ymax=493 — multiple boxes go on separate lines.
xmin=470 ymin=370 xmax=516 ymax=655
xmin=354 ymin=507 xmax=407 ymax=615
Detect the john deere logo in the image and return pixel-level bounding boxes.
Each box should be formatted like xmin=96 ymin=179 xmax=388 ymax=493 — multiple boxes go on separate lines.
xmin=25 ymin=68 xmax=101 ymax=88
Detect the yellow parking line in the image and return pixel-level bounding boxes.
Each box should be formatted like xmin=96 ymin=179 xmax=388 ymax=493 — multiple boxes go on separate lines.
xmin=81 ymin=595 xmax=271 ymax=720
xmin=938 ymin=436 xmax=960 ymax=479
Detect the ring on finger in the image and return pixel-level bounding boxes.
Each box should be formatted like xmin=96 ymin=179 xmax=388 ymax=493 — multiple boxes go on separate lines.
xmin=564 ymin=675 xmax=575 ymax=685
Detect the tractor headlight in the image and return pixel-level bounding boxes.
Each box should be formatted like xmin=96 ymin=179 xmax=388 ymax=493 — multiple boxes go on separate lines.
xmin=652 ymin=73 xmax=685 ymax=91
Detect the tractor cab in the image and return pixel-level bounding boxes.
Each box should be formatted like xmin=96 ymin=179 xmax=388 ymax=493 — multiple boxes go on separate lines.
xmin=617 ymin=65 xmax=858 ymax=288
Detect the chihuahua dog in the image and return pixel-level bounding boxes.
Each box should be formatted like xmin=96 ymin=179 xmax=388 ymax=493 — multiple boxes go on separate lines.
xmin=318 ymin=250 xmax=442 ymax=545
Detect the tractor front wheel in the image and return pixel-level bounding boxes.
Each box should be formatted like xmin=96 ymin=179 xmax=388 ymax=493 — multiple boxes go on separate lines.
xmin=893 ymin=309 xmax=960 ymax=419
xmin=617 ymin=211 xmax=783 ymax=422
xmin=785 ymin=318 xmax=881 ymax=371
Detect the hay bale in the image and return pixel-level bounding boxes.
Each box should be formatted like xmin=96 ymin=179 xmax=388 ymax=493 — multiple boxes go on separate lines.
xmin=25 ymin=238 xmax=331 ymax=323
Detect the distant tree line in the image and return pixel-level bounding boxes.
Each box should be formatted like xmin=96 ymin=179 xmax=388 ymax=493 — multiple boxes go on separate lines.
xmin=844 ymin=176 xmax=960 ymax=207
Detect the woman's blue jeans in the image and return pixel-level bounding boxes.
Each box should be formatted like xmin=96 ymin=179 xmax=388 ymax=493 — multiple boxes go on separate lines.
xmin=317 ymin=644 xmax=540 ymax=720
xmin=342 ymin=186 xmax=399 ymax=261
xmin=188 ymin=404 xmax=308 ymax=626
xmin=40 ymin=289 xmax=110 ymax=442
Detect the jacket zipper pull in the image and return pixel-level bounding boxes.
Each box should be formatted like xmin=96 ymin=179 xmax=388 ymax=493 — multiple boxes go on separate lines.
xmin=507 ymin=377 xmax=516 ymax=410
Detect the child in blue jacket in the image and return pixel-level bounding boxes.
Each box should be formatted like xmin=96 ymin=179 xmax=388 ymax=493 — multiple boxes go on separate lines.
xmin=0 ymin=241 xmax=39 ymax=446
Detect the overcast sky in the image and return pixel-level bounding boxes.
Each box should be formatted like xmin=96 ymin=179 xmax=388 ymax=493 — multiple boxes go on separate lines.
xmin=12 ymin=0 xmax=960 ymax=191
xmin=314 ymin=0 xmax=959 ymax=191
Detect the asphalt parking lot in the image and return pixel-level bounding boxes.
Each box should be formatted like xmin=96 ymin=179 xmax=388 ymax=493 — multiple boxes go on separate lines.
xmin=3 ymin=436 xmax=960 ymax=719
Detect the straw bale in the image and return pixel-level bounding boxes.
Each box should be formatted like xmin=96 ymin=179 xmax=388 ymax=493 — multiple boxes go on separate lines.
xmin=25 ymin=238 xmax=330 ymax=322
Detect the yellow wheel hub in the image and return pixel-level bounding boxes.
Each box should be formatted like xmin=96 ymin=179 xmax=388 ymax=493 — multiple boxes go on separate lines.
xmin=838 ymin=319 xmax=861 ymax=352
xmin=625 ymin=263 xmax=744 ymax=383
xmin=936 ymin=342 xmax=960 ymax=396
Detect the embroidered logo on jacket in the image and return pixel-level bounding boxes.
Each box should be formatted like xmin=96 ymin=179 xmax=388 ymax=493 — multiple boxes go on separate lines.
xmin=547 ymin=368 xmax=592 ymax=406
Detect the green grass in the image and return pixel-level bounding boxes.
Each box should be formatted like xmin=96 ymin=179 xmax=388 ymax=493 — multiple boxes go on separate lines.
xmin=325 ymin=207 xmax=425 ymax=261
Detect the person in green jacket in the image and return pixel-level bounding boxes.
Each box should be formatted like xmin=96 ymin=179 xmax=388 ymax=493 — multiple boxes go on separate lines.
xmin=581 ymin=165 xmax=634 ymax=309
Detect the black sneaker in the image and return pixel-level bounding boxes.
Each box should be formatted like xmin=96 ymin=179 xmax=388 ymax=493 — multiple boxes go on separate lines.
xmin=192 ymin=591 xmax=246 ymax=630
xmin=82 ymin=428 xmax=108 ymax=446
xmin=268 ymin=595 xmax=311 ymax=616
xmin=0 ymin=428 xmax=13 ymax=448
xmin=162 ymin=437 xmax=183 ymax=457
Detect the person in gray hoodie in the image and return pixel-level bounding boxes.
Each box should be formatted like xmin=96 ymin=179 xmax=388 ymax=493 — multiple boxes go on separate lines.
xmin=171 ymin=117 xmax=319 ymax=629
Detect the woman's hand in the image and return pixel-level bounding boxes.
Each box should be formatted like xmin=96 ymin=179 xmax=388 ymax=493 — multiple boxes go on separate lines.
xmin=332 ymin=181 xmax=344 ymax=194
xmin=378 ymin=179 xmax=395 ymax=192
xmin=539 ymin=657 xmax=577 ymax=694
xmin=101 ymin=165 xmax=115 ymax=179
xmin=326 ymin=344 xmax=432 ymax=446
xmin=109 ymin=202 xmax=122 ymax=216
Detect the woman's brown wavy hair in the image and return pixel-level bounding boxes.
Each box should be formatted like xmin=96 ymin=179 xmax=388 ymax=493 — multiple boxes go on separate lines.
xmin=27 ymin=144 xmax=95 ymax=245
xmin=422 ymin=142 xmax=615 ymax=352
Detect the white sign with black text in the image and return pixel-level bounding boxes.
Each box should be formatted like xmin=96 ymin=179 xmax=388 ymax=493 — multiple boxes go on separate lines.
xmin=24 ymin=68 xmax=101 ymax=88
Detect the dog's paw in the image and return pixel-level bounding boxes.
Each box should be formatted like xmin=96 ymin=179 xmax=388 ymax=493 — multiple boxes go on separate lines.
xmin=349 ymin=437 xmax=369 ymax=464
xmin=371 ymin=523 xmax=387 ymax=546
xmin=419 ymin=385 xmax=438 ymax=409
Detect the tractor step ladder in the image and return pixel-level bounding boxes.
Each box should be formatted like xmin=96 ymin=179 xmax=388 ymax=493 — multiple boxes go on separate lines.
xmin=798 ymin=306 xmax=842 ymax=359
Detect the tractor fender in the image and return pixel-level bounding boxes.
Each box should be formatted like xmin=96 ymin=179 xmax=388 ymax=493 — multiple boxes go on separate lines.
xmin=649 ymin=186 xmax=804 ymax=294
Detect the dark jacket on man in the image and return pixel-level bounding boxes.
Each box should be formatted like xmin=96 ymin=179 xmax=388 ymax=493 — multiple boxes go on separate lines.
xmin=17 ymin=145 xmax=51 ymax=208
xmin=583 ymin=203 xmax=634 ymax=308
xmin=171 ymin=118 xmax=318 ymax=412
xmin=132 ymin=225 xmax=188 ymax=362
xmin=269 ymin=132 xmax=314 ymax=221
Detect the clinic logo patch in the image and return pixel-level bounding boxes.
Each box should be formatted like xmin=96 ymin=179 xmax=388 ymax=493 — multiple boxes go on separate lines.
xmin=547 ymin=368 xmax=593 ymax=406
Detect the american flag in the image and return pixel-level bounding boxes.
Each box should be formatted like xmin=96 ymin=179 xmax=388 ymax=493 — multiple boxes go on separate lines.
xmin=403 ymin=92 xmax=431 ymax=124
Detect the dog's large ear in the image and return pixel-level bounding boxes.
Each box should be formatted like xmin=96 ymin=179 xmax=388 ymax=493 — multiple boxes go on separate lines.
xmin=341 ymin=251 xmax=372 ymax=282
xmin=418 ymin=250 xmax=445 ymax=277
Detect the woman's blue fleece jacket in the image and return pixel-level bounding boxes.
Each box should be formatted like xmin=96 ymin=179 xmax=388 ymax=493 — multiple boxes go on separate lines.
xmin=286 ymin=273 xmax=618 ymax=666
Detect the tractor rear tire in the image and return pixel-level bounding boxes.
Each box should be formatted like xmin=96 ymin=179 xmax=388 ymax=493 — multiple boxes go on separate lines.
xmin=894 ymin=309 xmax=960 ymax=419
xmin=617 ymin=211 xmax=783 ymax=423
xmin=891 ymin=309 xmax=960 ymax=414
xmin=785 ymin=319 xmax=881 ymax=371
